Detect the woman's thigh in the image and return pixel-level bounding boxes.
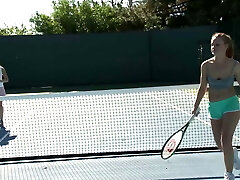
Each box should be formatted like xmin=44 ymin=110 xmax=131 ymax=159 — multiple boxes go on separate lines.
xmin=221 ymin=111 xmax=240 ymax=141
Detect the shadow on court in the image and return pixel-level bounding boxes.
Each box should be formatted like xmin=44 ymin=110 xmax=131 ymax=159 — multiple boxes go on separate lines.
xmin=0 ymin=127 xmax=17 ymax=146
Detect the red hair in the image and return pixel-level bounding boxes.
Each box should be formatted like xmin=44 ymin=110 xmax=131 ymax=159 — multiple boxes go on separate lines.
xmin=212 ymin=32 xmax=234 ymax=58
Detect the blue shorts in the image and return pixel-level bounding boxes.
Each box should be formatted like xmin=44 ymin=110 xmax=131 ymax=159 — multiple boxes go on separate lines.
xmin=208 ymin=96 xmax=240 ymax=120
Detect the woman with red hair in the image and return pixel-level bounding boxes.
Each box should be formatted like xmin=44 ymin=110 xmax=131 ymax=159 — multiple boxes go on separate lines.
xmin=193 ymin=33 xmax=240 ymax=180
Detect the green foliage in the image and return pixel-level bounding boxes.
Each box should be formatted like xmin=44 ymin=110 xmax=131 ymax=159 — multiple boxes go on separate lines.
xmin=184 ymin=0 xmax=221 ymax=26
xmin=143 ymin=0 xmax=188 ymax=27
xmin=184 ymin=0 xmax=240 ymax=26
xmin=122 ymin=3 xmax=162 ymax=31
xmin=30 ymin=13 xmax=62 ymax=34
xmin=219 ymin=0 xmax=240 ymax=22
xmin=52 ymin=0 xmax=79 ymax=33
xmin=1 ymin=0 xmax=240 ymax=35
xmin=29 ymin=0 xmax=163 ymax=34
xmin=0 ymin=25 xmax=36 ymax=36
xmin=90 ymin=2 xmax=123 ymax=32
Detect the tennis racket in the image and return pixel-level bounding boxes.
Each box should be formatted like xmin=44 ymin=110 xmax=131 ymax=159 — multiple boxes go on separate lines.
xmin=161 ymin=108 xmax=200 ymax=160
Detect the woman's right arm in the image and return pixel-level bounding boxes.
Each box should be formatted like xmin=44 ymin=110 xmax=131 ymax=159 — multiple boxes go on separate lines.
xmin=192 ymin=61 xmax=208 ymax=114
xmin=2 ymin=67 xmax=9 ymax=83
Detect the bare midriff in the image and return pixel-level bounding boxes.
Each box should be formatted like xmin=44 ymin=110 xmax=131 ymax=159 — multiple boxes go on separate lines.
xmin=208 ymin=87 xmax=236 ymax=102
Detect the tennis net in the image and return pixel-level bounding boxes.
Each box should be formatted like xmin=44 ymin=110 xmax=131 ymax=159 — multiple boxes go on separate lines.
xmin=0 ymin=84 xmax=240 ymax=160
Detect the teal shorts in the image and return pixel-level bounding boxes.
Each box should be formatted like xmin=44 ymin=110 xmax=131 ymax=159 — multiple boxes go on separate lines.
xmin=208 ymin=95 xmax=240 ymax=120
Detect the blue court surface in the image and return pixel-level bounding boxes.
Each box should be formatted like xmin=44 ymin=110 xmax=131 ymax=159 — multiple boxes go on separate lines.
xmin=1 ymin=84 xmax=240 ymax=179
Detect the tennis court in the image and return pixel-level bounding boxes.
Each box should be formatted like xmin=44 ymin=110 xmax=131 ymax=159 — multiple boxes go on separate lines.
xmin=1 ymin=151 xmax=240 ymax=180
xmin=1 ymin=84 xmax=240 ymax=179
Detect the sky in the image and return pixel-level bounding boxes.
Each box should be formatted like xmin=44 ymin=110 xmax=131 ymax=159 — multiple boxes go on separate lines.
xmin=0 ymin=0 xmax=129 ymax=29
xmin=0 ymin=0 xmax=56 ymax=28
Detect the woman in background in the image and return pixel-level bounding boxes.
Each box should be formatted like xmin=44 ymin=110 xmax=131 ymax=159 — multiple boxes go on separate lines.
xmin=0 ymin=65 xmax=8 ymax=129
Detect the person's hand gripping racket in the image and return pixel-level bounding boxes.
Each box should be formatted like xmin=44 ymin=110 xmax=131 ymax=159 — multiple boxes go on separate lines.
xmin=161 ymin=107 xmax=200 ymax=160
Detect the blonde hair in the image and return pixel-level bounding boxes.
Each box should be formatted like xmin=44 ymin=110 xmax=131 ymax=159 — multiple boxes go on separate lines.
xmin=212 ymin=32 xmax=234 ymax=58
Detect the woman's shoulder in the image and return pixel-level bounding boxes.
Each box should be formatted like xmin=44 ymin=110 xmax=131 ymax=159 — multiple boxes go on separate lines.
xmin=233 ymin=59 xmax=239 ymax=64
xmin=233 ymin=59 xmax=240 ymax=70
xmin=201 ymin=58 xmax=214 ymax=68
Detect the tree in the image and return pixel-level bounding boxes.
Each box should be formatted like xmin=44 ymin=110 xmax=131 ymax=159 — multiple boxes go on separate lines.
xmin=141 ymin=0 xmax=188 ymax=28
xmin=2 ymin=0 xmax=240 ymax=35
xmin=219 ymin=0 xmax=240 ymax=22
xmin=0 ymin=25 xmax=35 ymax=36
xmin=184 ymin=0 xmax=221 ymax=26
xmin=30 ymin=0 xmax=162 ymax=34
xmin=30 ymin=13 xmax=62 ymax=34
